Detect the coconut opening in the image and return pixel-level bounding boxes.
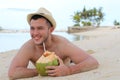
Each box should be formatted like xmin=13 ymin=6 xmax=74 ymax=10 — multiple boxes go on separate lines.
xmin=36 ymin=51 xmax=57 ymax=63
xmin=43 ymin=51 xmax=52 ymax=57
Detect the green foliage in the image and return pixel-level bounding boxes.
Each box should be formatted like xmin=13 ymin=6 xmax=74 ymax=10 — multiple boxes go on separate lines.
xmin=72 ymin=7 xmax=104 ymax=27
xmin=114 ymin=20 xmax=120 ymax=25
xmin=87 ymin=22 xmax=92 ymax=26
xmin=73 ymin=23 xmax=80 ymax=26
xmin=0 ymin=26 xmax=3 ymax=30
xmin=82 ymin=21 xmax=92 ymax=26
xmin=72 ymin=11 xmax=81 ymax=26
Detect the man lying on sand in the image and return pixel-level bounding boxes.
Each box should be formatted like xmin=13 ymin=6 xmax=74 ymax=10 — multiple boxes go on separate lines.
xmin=8 ymin=7 xmax=99 ymax=80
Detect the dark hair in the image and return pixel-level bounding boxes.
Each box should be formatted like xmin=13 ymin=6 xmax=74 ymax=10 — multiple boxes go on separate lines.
xmin=30 ymin=15 xmax=53 ymax=27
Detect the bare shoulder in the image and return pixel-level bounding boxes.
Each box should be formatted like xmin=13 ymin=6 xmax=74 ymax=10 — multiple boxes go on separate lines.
xmin=19 ymin=39 xmax=35 ymax=51
xmin=52 ymin=34 xmax=90 ymax=63
xmin=17 ymin=39 xmax=35 ymax=57
xmin=52 ymin=34 xmax=70 ymax=43
xmin=9 ymin=39 xmax=36 ymax=70
xmin=52 ymin=34 xmax=76 ymax=47
xmin=52 ymin=34 xmax=75 ymax=53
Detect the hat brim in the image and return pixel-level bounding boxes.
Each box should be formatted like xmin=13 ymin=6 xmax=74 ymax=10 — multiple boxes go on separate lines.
xmin=27 ymin=13 xmax=56 ymax=28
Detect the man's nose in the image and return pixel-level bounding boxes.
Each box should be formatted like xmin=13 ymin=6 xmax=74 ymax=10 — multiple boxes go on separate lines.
xmin=33 ymin=29 xmax=39 ymax=35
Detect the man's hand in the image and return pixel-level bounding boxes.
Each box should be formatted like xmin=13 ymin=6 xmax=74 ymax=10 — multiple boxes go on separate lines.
xmin=46 ymin=57 xmax=70 ymax=77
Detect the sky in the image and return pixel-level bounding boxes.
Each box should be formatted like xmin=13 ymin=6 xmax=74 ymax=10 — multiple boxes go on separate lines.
xmin=0 ymin=0 xmax=120 ymax=30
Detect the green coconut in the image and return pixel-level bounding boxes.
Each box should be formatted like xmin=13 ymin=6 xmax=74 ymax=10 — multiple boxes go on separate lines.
xmin=36 ymin=51 xmax=58 ymax=76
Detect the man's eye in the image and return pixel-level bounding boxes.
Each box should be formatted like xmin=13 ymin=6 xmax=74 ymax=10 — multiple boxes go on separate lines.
xmin=30 ymin=27 xmax=34 ymax=30
xmin=38 ymin=27 xmax=44 ymax=30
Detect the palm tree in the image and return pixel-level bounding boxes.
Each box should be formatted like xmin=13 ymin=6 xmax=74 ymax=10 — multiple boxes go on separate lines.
xmin=81 ymin=6 xmax=92 ymax=26
xmin=96 ymin=7 xmax=104 ymax=27
xmin=88 ymin=9 xmax=93 ymax=22
xmin=82 ymin=6 xmax=87 ymax=19
xmin=92 ymin=7 xmax=97 ymax=26
xmin=72 ymin=11 xmax=81 ymax=26
xmin=0 ymin=26 xmax=3 ymax=30
xmin=114 ymin=20 xmax=120 ymax=25
xmin=71 ymin=6 xmax=105 ymax=27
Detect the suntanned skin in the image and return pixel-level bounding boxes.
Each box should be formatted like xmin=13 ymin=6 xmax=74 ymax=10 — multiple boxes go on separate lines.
xmin=8 ymin=18 xmax=99 ymax=80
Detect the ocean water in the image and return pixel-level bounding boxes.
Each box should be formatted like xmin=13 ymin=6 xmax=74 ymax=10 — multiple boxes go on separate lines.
xmin=0 ymin=33 xmax=30 ymax=52
xmin=0 ymin=32 xmax=86 ymax=52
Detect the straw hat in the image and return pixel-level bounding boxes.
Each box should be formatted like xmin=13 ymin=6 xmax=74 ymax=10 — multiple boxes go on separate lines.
xmin=27 ymin=7 xmax=56 ymax=28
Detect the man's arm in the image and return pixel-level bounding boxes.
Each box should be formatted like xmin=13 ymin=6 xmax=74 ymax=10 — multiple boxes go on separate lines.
xmin=65 ymin=42 xmax=99 ymax=74
xmin=46 ymin=52 xmax=98 ymax=76
xmin=46 ymin=40 xmax=99 ymax=76
xmin=68 ymin=54 xmax=99 ymax=74
xmin=8 ymin=43 xmax=38 ymax=80
xmin=8 ymin=67 xmax=38 ymax=80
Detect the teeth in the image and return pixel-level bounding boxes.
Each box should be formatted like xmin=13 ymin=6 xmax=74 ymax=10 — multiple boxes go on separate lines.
xmin=35 ymin=37 xmax=38 ymax=39
xmin=35 ymin=37 xmax=39 ymax=39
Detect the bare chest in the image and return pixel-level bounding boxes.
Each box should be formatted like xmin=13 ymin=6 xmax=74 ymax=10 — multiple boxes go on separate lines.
xmin=30 ymin=45 xmax=67 ymax=64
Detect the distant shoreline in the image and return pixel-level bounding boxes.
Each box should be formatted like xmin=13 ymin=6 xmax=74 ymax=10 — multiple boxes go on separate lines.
xmin=1 ymin=26 xmax=120 ymax=33
xmin=0 ymin=29 xmax=29 ymax=33
xmin=0 ymin=29 xmax=67 ymax=33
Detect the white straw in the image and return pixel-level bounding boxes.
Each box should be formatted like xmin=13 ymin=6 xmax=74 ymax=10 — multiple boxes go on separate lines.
xmin=43 ymin=42 xmax=46 ymax=52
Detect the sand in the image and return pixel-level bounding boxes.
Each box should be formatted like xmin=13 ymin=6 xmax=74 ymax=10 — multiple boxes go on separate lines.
xmin=0 ymin=27 xmax=120 ymax=80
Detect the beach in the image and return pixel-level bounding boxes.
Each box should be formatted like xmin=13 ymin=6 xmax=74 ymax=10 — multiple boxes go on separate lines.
xmin=0 ymin=27 xmax=120 ymax=80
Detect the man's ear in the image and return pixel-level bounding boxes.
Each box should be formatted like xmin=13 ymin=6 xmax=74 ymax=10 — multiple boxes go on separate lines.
xmin=50 ymin=27 xmax=55 ymax=32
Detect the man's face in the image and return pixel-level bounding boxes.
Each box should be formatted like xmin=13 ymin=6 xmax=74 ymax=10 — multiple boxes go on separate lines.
xmin=30 ymin=18 xmax=51 ymax=45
